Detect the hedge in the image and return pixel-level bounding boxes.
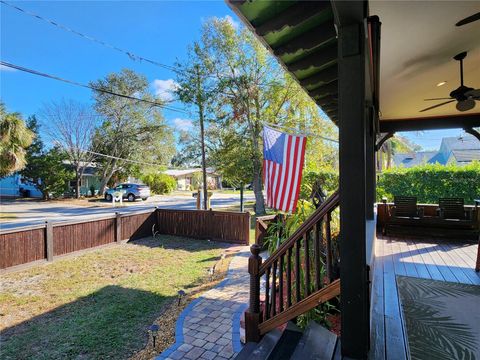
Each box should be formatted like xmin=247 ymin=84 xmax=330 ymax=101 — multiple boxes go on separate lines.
xmin=376 ymin=162 xmax=480 ymax=205
xmin=141 ymin=173 xmax=177 ymax=194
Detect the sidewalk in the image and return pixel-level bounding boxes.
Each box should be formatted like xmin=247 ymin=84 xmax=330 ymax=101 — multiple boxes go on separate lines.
xmin=157 ymin=247 xmax=251 ymax=360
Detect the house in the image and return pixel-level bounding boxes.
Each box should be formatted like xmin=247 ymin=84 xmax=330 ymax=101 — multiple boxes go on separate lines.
xmin=0 ymin=164 xmax=101 ymax=198
xmin=73 ymin=165 xmax=102 ymax=196
xmin=0 ymin=173 xmax=43 ymax=198
xmin=164 ymin=168 xmax=222 ymax=190
xmin=227 ymin=1 xmax=480 ymax=359
xmin=393 ymin=134 xmax=480 ymax=167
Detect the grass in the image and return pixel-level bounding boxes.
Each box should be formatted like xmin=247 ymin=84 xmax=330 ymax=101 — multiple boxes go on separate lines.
xmin=0 ymin=236 xmax=232 ymax=360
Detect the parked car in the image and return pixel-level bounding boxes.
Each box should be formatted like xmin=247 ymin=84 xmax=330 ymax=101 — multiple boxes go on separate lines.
xmin=104 ymin=183 xmax=150 ymax=202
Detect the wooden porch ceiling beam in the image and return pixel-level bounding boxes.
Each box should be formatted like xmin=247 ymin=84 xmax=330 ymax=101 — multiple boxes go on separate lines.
xmin=379 ymin=114 xmax=480 ymax=132
xmin=254 ymin=1 xmax=331 ymax=36
xmin=314 ymin=94 xmax=338 ymax=106
xmin=273 ymin=22 xmax=337 ymax=56
xmin=309 ymin=80 xmax=338 ymax=98
xmin=289 ymin=43 xmax=337 ymax=72
xmin=300 ymin=64 xmax=338 ymax=89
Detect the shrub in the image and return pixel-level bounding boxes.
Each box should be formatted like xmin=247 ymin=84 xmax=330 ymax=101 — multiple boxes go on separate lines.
xmin=141 ymin=173 xmax=176 ymax=194
xmin=299 ymin=169 xmax=339 ymax=200
xmin=377 ymin=162 xmax=480 ymax=204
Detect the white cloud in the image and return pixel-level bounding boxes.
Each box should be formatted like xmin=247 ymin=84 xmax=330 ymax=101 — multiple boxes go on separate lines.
xmin=151 ymin=79 xmax=178 ymax=101
xmin=0 ymin=64 xmax=17 ymax=72
xmin=173 ymin=118 xmax=193 ymax=131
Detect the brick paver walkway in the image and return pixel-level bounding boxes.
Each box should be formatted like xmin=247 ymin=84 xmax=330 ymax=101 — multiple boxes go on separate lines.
xmin=157 ymin=246 xmax=251 ymax=360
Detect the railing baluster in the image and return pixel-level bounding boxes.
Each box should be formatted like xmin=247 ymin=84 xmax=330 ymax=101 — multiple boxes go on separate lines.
xmin=245 ymin=244 xmax=262 ymax=342
xmin=295 ymin=238 xmax=301 ymax=303
xmin=304 ymin=233 xmax=311 ymax=296
xmin=314 ymin=223 xmax=321 ymax=291
xmin=279 ymin=255 xmax=284 ymax=312
xmin=265 ymin=267 xmax=271 ymax=320
xmin=325 ymin=211 xmax=333 ymax=283
xmin=287 ymin=247 xmax=292 ymax=308
xmin=272 ymin=260 xmax=277 ymax=317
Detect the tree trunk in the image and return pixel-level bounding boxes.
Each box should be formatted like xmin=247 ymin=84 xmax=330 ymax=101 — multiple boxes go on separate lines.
xmin=75 ymin=167 xmax=81 ymax=199
xmin=98 ymin=159 xmax=117 ymax=196
xmin=252 ymin=101 xmax=265 ymax=216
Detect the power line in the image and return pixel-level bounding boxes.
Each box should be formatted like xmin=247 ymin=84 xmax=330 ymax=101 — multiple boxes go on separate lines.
xmin=0 ymin=60 xmax=189 ymax=115
xmin=57 ymin=143 xmax=166 ymax=167
xmin=0 ymin=0 xmax=182 ymax=74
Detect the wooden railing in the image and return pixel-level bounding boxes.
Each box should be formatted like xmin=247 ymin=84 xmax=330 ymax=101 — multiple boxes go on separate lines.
xmin=245 ymin=191 xmax=341 ymax=342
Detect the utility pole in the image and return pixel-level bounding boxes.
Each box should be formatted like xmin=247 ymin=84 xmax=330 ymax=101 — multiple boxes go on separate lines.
xmin=195 ymin=65 xmax=208 ymax=210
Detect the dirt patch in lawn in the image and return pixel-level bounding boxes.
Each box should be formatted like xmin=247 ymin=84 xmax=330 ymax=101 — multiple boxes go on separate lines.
xmin=0 ymin=235 xmax=241 ymax=360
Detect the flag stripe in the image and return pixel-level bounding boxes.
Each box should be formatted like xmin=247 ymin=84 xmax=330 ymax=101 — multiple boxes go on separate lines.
xmin=292 ymin=137 xmax=307 ymax=211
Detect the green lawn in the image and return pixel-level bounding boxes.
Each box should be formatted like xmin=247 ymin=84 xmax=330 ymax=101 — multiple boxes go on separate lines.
xmin=0 ymin=236 xmax=229 ymax=360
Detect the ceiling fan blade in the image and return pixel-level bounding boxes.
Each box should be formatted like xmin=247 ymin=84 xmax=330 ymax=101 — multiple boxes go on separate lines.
xmin=424 ymin=97 xmax=454 ymax=101
xmin=419 ymin=100 xmax=456 ymax=112
xmin=456 ymin=12 xmax=480 ymax=26
xmin=457 ymin=99 xmax=476 ymax=112
xmin=465 ymin=89 xmax=480 ymax=99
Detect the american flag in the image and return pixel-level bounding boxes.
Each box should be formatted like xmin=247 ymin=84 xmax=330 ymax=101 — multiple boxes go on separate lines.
xmin=263 ymin=125 xmax=307 ymax=212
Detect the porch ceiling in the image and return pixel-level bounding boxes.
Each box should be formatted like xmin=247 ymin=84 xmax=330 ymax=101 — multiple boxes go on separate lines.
xmin=371 ymin=1 xmax=480 ymax=123
xmin=227 ymin=0 xmax=480 ymax=131
xmin=226 ymin=0 xmax=339 ymax=123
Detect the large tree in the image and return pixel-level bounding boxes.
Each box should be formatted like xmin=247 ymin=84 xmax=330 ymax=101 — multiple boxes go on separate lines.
xmin=21 ymin=117 xmax=72 ymax=199
xmin=41 ymin=99 xmax=99 ymax=198
xmin=178 ymin=18 xmax=338 ymax=215
xmin=90 ymin=69 xmax=175 ymax=195
xmin=0 ymin=103 xmax=34 ymax=177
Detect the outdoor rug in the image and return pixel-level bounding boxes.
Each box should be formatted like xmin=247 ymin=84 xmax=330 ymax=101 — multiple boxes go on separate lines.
xmin=396 ymin=275 xmax=480 ymax=360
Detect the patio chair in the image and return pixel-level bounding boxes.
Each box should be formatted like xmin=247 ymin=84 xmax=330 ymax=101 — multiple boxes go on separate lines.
xmin=438 ymin=198 xmax=472 ymax=220
xmin=391 ymin=196 xmax=423 ymax=218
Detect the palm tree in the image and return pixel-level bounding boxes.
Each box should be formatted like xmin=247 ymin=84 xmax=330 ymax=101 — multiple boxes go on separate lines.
xmin=0 ymin=103 xmax=34 ymax=177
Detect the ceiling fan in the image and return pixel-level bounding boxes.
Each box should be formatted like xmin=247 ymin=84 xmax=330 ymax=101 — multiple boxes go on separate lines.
xmin=420 ymin=51 xmax=480 ymax=112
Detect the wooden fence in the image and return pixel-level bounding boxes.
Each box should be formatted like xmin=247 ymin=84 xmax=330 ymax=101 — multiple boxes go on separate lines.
xmin=156 ymin=209 xmax=250 ymax=244
xmin=0 ymin=208 xmax=249 ymax=271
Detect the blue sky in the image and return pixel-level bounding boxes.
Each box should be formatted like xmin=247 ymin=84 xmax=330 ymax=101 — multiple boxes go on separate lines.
xmin=0 ymin=1 xmax=237 ymax=135
xmin=0 ymin=1 xmax=462 ymax=151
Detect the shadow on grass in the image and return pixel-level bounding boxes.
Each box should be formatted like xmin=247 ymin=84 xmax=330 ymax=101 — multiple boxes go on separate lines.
xmin=1 ymin=286 xmax=170 ymax=360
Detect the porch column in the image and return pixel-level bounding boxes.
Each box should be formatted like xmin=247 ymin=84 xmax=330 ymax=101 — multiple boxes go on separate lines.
xmin=333 ymin=1 xmax=370 ymax=358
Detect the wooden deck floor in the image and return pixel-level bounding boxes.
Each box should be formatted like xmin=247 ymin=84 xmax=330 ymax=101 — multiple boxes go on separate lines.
xmin=369 ymin=235 xmax=480 ymax=360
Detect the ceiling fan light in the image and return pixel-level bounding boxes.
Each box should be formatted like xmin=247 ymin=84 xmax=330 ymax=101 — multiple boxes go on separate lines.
xmin=436 ymin=81 xmax=447 ymax=87
xmin=456 ymin=99 xmax=475 ymax=112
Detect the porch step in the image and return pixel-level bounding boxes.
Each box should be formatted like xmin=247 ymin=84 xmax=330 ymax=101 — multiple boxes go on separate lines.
xmin=236 ymin=328 xmax=282 ymax=360
xmin=235 ymin=321 xmax=338 ymax=360
xmin=290 ymin=321 xmax=338 ymax=360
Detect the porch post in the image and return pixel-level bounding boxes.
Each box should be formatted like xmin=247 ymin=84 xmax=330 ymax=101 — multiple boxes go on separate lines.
xmin=366 ymin=109 xmax=376 ymax=220
xmin=333 ymin=1 xmax=370 ymax=358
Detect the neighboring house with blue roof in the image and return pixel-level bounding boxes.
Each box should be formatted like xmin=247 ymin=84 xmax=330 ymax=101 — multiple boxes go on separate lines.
xmin=393 ymin=134 xmax=480 ymax=168
xmin=0 ymin=173 xmax=43 ymax=198
xmin=0 ymin=164 xmax=101 ymax=198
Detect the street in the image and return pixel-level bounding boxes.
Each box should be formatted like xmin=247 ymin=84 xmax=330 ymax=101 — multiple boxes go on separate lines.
xmin=0 ymin=192 xmax=256 ymax=230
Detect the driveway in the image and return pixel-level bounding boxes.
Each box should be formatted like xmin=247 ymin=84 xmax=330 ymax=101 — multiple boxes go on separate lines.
xmin=0 ymin=192 xmax=256 ymax=230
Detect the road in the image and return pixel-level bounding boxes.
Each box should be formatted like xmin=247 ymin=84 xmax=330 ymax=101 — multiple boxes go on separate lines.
xmin=0 ymin=192 xmax=256 ymax=230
